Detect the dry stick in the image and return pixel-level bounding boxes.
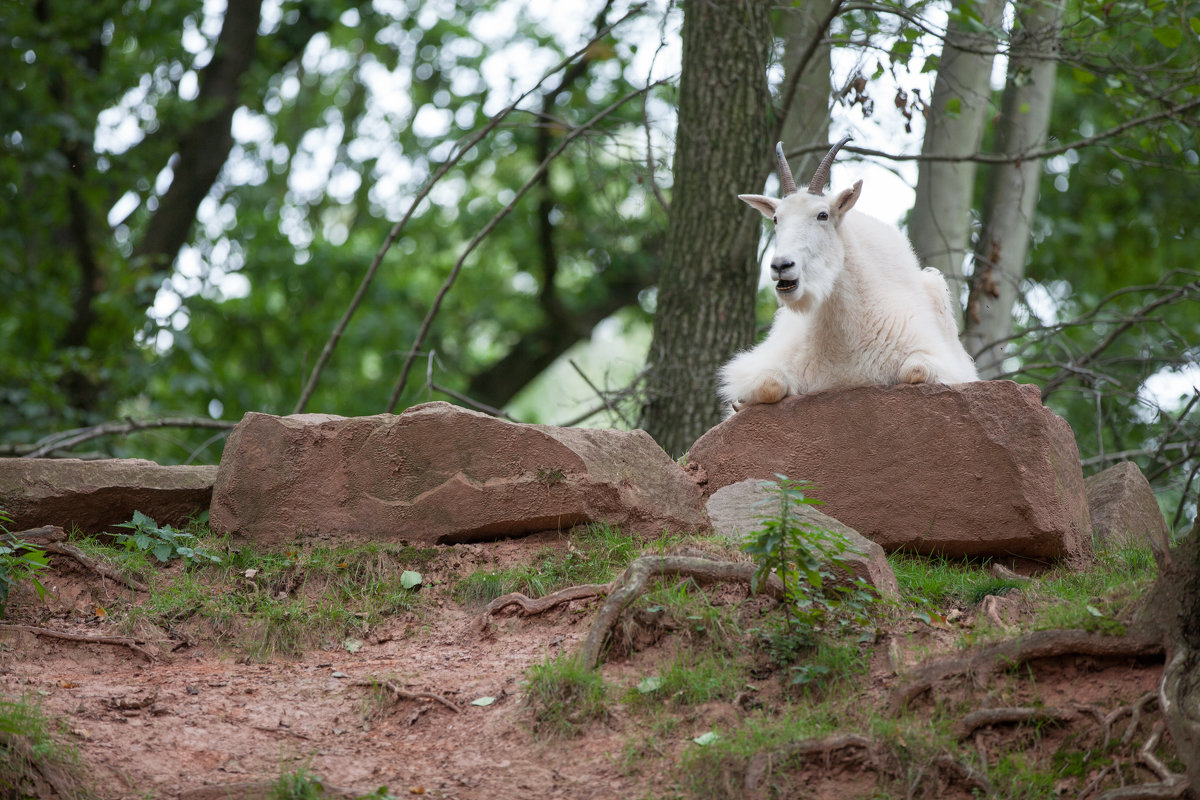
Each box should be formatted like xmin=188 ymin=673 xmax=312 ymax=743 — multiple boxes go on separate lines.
xmin=291 ymin=5 xmax=647 ymax=415
xmin=24 ymin=417 xmax=235 ymax=459
xmin=577 ymin=556 xmax=785 ymax=670
xmin=0 ymin=624 xmax=155 ymax=662
xmin=557 ymin=365 xmax=651 ymax=428
xmin=356 ymin=679 xmax=460 ymax=714
xmin=890 ymin=629 xmax=1164 ymax=715
xmin=384 ymin=80 xmax=662 ymax=413
xmin=480 ymin=583 xmax=612 ymax=625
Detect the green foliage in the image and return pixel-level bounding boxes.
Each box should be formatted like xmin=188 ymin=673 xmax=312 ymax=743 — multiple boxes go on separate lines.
xmin=626 ymin=650 xmax=746 ymax=709
xmin=523 ymin=652 xmax=610 ymax=739
xmin=742 ymin=476 xmax=877 ymax=645
xmin=111 ymin=511 xmax=221 ymax=565
xmin=0 ymin=510 xmax=50 ymax=615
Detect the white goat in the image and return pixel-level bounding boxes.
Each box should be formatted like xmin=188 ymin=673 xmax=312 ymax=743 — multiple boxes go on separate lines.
xmin=719 ymin=137 xmax=978 ymax=410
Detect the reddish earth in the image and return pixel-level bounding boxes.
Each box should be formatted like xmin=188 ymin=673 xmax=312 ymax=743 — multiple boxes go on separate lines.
xmin=0 ymin=535 xmax=1169 ymax=800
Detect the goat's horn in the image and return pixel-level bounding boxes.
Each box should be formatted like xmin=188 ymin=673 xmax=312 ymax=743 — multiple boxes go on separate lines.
xmin=775 ymin=142 xmax=797 ymax=197
xmin=807 ymin=135 xmax=853 ymax=196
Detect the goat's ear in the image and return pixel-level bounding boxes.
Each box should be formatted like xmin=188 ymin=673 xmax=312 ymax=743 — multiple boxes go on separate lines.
xmin=833 ymin=180 xmax=862 ymax=220
xmin=738 ymin=194 xmax=778 ymax=219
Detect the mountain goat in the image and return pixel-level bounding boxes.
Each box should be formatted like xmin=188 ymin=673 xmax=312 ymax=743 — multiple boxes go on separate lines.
xmin=719 ymin=137 xmax=978 ymax=410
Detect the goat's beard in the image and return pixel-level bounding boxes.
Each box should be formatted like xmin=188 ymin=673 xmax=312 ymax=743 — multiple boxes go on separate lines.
xmin=778 ymin=286 xmax=816 ymax=313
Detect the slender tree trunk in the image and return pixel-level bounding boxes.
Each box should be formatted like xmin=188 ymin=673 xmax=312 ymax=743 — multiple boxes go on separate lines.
xmin=778 ymin=1 xmax=836 ymax=182
xmin=641 ymin=0 xmax=773 ymax=457
xmin=908 ymin=0 xmax=1006 ymax=317
xmin=964 ymin=0 xmax=1064 ymax=375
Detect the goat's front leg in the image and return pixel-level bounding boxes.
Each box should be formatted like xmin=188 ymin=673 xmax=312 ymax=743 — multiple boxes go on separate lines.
xmin=726 ymin=370 xmax=789 ymax=412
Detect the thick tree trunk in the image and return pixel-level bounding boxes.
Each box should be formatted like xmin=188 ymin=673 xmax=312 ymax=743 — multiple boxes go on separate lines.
xmin=641 ymin=0 xmax=773 ymax=457
xmin=963 ymin=0 xmax=1064 ymax=376
xmin=907 ymin=0 xmax=1006 ymax=316
xmin=1136 ymin=508 xmax=1200 ymax=791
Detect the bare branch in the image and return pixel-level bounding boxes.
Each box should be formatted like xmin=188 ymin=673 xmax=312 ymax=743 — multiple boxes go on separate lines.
xmin=23 ymin=417 xmax=235 ymax=459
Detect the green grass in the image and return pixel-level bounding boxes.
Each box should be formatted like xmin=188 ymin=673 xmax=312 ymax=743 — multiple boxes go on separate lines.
xmin=73 ymin=523 xmax=437 ymax=658
xmin=0 ymin=694 xmax=87 ymax=799
xmin=523 ymin=651 xmax=611 ymax=739
xmin=453 ymin=523 xmax=648 ymax=605
xmin=627 ymin=649 xmax=748 ymax=709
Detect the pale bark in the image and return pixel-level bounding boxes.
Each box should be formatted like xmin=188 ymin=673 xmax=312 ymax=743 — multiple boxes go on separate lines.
xmin=964 ymin=0 xmax=1065 ymax=376
xmin=778 ymin=2 xmax=836 ymax=182
xmin=641 ymin=0 xmax=773 ymax=457
xmin=908 ymin=0 xmax=1006 ymax=315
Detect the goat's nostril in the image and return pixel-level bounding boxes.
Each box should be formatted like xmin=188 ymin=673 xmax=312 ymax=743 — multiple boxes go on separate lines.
xmin=771 ymin=258 xmax=795 ymax=271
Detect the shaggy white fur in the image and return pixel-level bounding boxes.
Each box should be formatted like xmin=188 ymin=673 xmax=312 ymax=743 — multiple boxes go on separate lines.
xmin=719 ymin=141 xmax=977 ymax=410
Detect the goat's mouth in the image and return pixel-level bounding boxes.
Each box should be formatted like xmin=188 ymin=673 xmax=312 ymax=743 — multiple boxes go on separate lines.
xmin=775 ymin=278 xmax=799 ymax=294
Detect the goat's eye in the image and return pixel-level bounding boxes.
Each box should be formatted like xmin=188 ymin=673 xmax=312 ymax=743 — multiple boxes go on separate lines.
xmin=772 ymin=216 xmax=777 ymax=224
xmin=817 ymin=211 xmax=830 ymax=221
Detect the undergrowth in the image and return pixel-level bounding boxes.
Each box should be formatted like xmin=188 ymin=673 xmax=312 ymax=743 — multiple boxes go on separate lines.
xmin=71 ymin=516 xmax=438 ymax=658
xmin=0 ymin=694 xmax=88 ymax=800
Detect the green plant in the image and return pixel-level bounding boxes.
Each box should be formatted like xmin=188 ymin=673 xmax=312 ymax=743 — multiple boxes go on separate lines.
xmin=111 ymin=511 xmax=222 ymax=566
xmin=523 ymin=652 xmax=610 ymax=739
xmin=0 ymin=510 xmax=50 ymax=615
xmin=740 ymin=477 xmax=877 ymax=675
xmin=0 ymin=694 xmax=86 ymax=799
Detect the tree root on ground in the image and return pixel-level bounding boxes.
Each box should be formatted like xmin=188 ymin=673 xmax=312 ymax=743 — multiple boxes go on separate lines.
xmin=954 ymin=705 xmax=1078 ymax=741
xmin=577 ymin=556 xmax=784 ymax=669
xmin=741 ymin=734 xmax=992 ymax=799
xmin=0 ymin=623 xmax=156 ymax=661
xmin=355 ymin=678 xmax=461 ymax=714
xmin=890 ymin=629 xmax=1164 ymax=714
xmin=14 ymin=524 xmax=151 ymax=593
xmin=472 ymin=555 xmax=784 ymax=668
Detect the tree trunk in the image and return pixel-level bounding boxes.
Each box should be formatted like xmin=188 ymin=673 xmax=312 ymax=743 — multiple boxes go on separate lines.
xmin=641 ymin=0 xmax=773 ymax=457
xmin=1136 ymin=508 xmax=1200 ymax=790
xmin=907 ymin=0 xmax=1006 ymax=317
xmin=963 ymin=0 xmax=1064 ymax=376
xmin=778 ymin=1 xmax=836 ymax=182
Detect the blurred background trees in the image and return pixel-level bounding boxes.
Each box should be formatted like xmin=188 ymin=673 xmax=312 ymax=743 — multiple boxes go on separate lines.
xmin=2 ymin=0 xmax=1197 ymax=529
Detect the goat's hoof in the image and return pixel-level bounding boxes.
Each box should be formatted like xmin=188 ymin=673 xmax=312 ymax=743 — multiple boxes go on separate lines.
xmin=731 ymin=400 xmax=744 ymax=412
xmin=755 ymin=377 xmax=787 ymax=404
xmin=901 ymin=364 xmax=931 ymax=384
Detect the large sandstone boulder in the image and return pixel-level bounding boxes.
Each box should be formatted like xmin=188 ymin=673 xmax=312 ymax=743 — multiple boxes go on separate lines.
xmin=1085 ymin=461 xmax=1170 ymax=555
xmin=0 ymin=458 xmax=217 ymax=535
xmin=687 ymin=381 xmax=1092 ymax=561
xmin=706 ymin=479 xmax=899 ymax=599
xmin=210 ymin=403 xmax=708 ymax=546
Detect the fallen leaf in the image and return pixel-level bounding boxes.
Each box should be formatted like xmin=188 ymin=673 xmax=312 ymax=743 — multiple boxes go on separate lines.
xmin=401 ymin=570 xmax=422 ymax=590
xmin=637 ymin=676 xmax=663 ymax=694
xmin=692 ymin=731 xmax=719 ymax=746
xmin=471 ymin=696 xmax=495 ymax=706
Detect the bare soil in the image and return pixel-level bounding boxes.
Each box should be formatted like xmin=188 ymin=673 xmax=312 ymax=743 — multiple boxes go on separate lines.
xmin=0 ymin=535 xmax=1169 ymax=800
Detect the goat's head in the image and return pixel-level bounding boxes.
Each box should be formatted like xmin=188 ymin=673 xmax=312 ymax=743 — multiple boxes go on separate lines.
xmin=738 ymin=137 xmax=862 ymax=312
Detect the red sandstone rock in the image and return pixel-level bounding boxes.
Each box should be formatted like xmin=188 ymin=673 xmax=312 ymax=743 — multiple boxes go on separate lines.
xmin=0 ymin=458 xmax=217 ymax=535
xmin=687 ymin=381 xmax=1092 ymax=561
xmin=1085 ymin=461 xmax=1170 ymax=555
xmin=706 ymin=478 xmax=899 ymax=599
xmin=209 ymin=403 xmax=708 ymax=546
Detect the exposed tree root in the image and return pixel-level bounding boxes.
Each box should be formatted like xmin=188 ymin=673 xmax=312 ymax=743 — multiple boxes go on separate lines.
xmin=742 ymin=734 xmax=991 ymax=799
xmin=14 ymin=524 xmax=151 ymax=593
xmin=477 ymin=583 xmax=612 ymax=629
xmin=891 ymin=629 xmax=1164 ymax=714
xmin=0 ymin=623 xmax=156 ymax=661
xmin=577 ymin=556 xmax=785 ymax=669
xmin=356 ymin=678 xmax=461 ymax=714
xmin=954 ymin=706 xmax=1078 ymax=741
xmin=1092 ymin=722 xmax=1187 ymax=799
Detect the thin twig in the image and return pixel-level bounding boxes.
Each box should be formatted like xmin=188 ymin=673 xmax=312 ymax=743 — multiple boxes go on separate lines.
xmin=567 ymin=359 xmax=633 ymax=428
xmin=385 ymin=80 xmax=664 ymax=412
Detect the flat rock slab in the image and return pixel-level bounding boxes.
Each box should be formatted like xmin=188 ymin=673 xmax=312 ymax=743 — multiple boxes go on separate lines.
xmin=706 ymin=478 xmax=899 ymax=599
xmin=0 ymin=458 xmax=217 ymax=536
xmin=210 ymin=403 xmax=708 ymax=546
xmin=1085 ymin=461 xmax=1169 ymax=555
xmin=688 ymin=381 xmax=1092 ymax=561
